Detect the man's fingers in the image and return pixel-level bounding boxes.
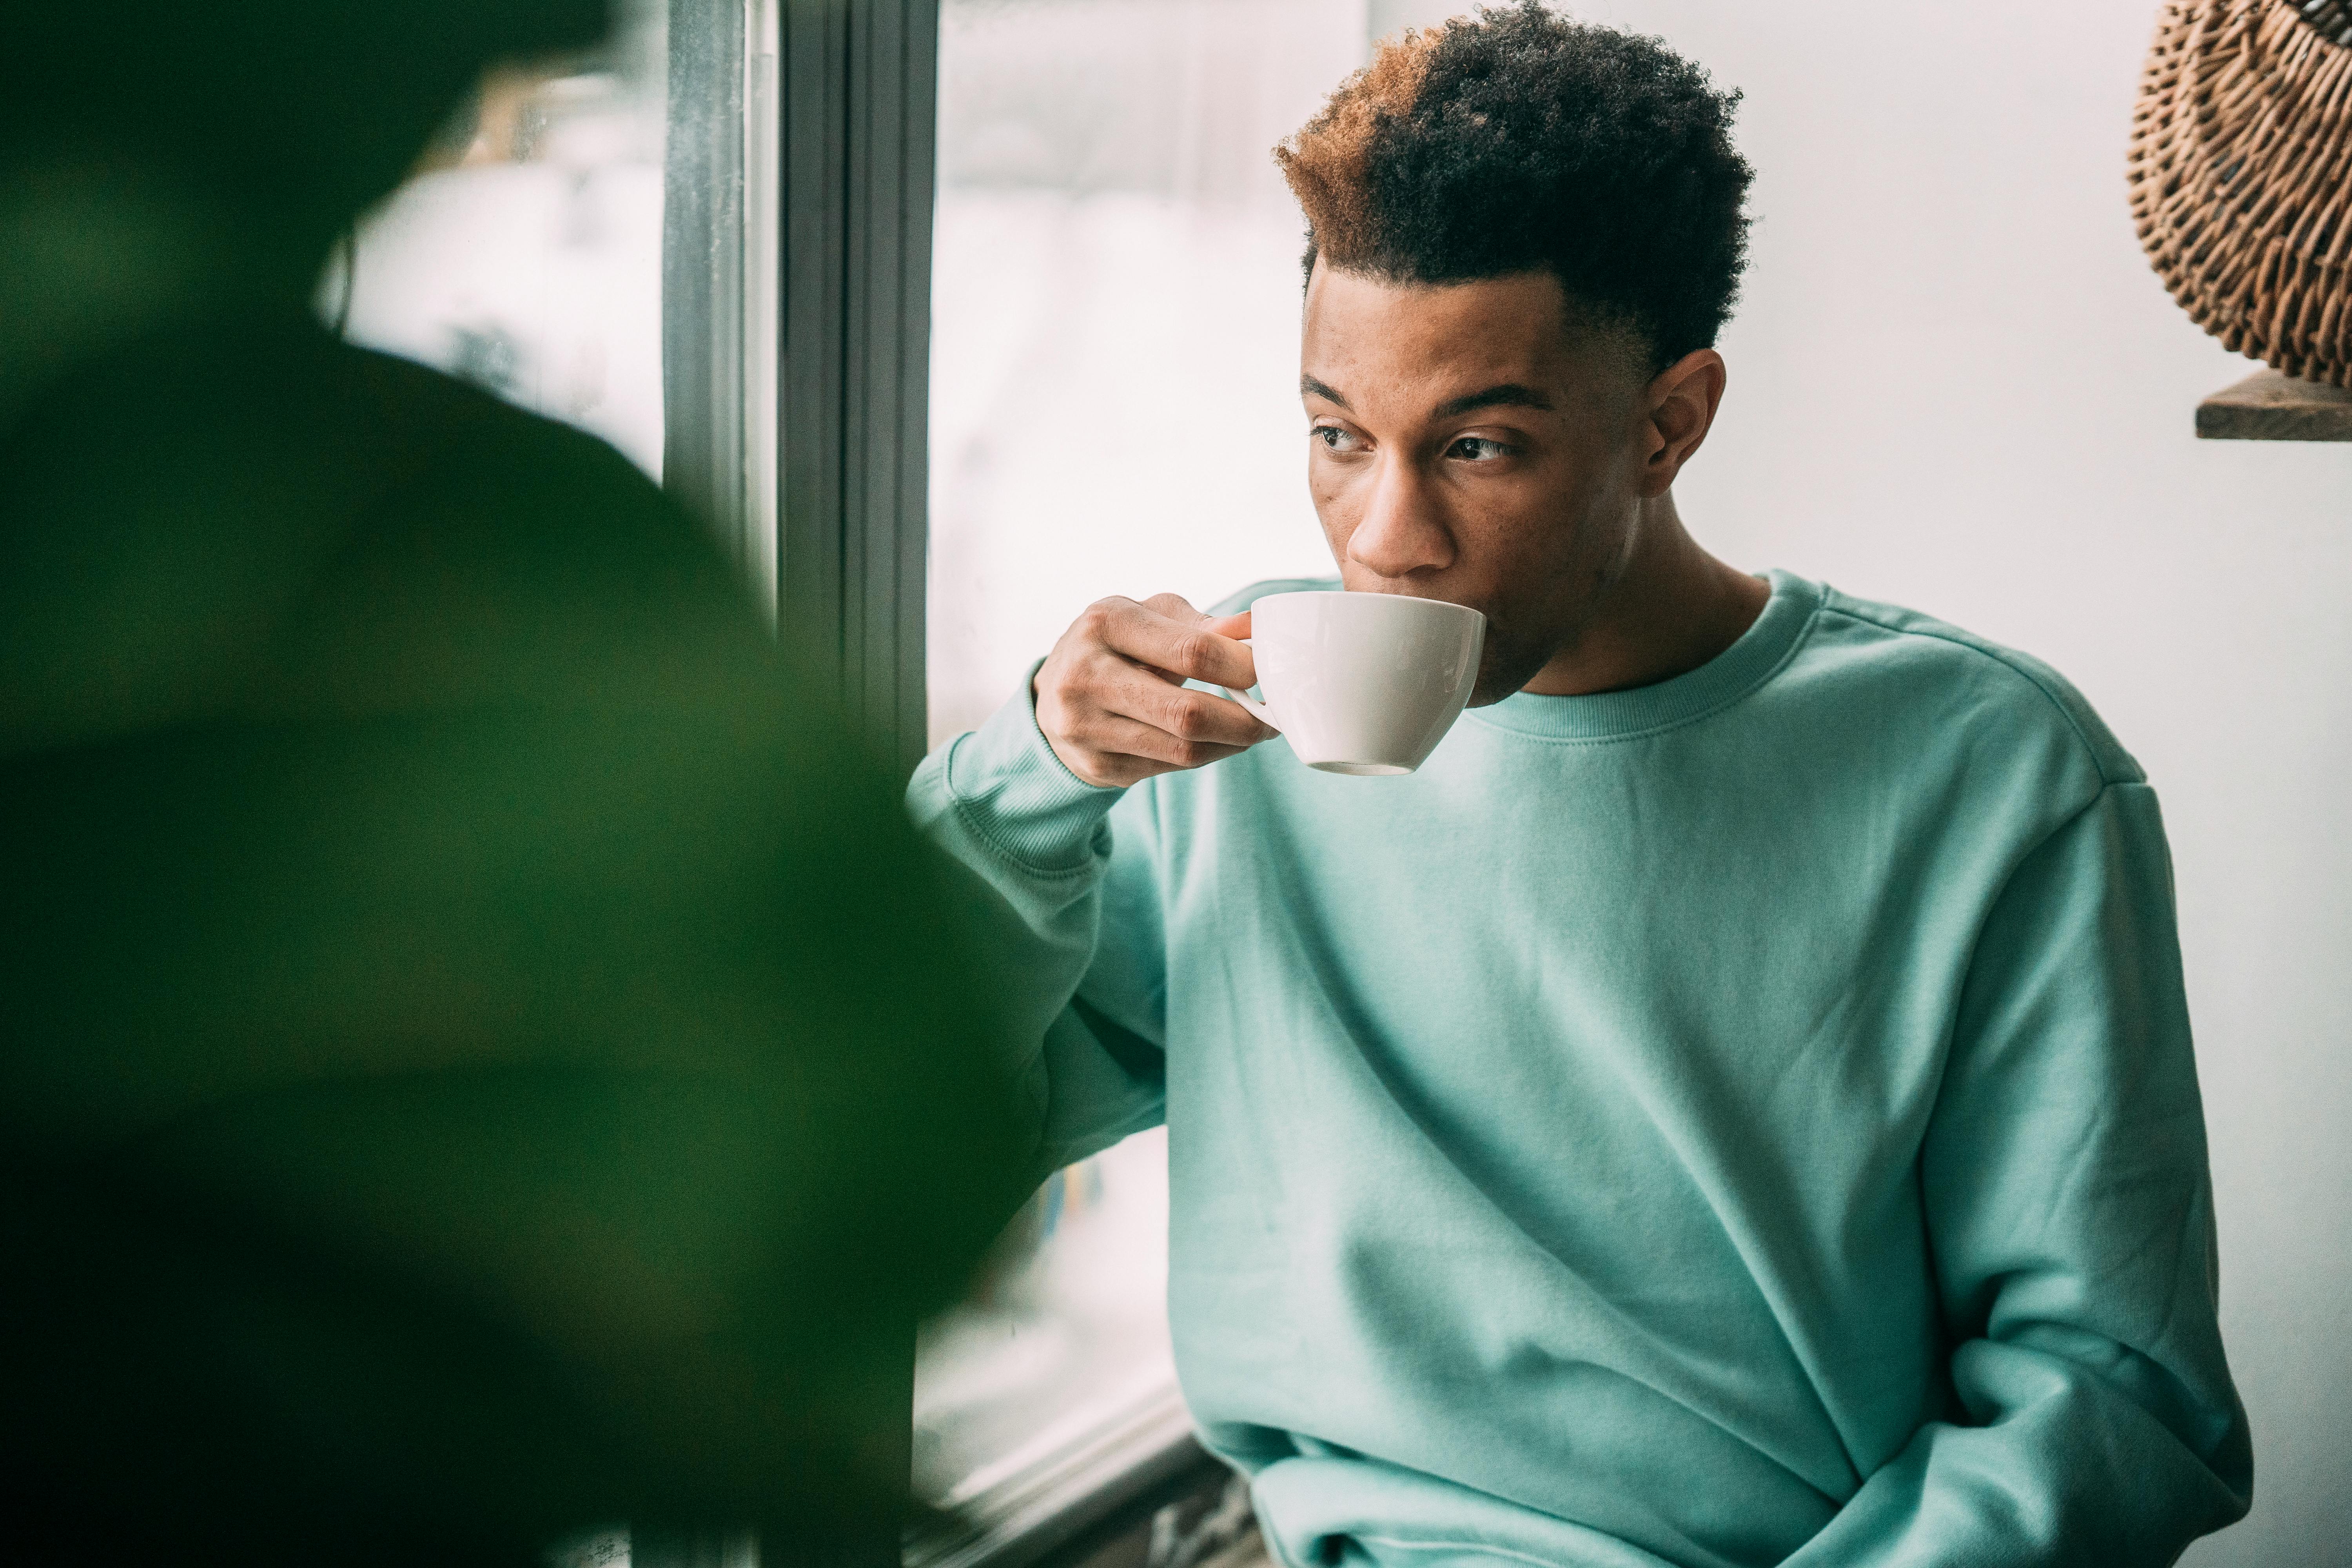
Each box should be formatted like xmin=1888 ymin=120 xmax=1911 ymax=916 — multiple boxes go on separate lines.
xmin=1077 ymin=714 xmax=1254 ymax=774
xmin=1034 ymin=595 xmax=1279 ymax=784
xmin=1090 ymin=597 xmax=1258 ymax=691
xmin=1044 ymin=702 xmax=1254 ymax=788
xmin=1052 ymin=647 xmax=1272 ymax=748
xmin=1092 ymin=661 xmax=1273 ymax=749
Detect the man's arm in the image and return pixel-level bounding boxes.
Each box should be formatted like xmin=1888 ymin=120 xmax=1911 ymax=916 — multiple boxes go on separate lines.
xmin=908 ymin=593 xmax=1272 ymax=1177
xmin=1788 ymin=782 xmax=2252 ymax=1565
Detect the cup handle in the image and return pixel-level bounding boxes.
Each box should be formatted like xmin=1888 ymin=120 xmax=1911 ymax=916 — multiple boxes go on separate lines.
xmin=1218 ymin=637 xmax=1279 ymax=731
xmin=1221 ymin=685 xmax=1278 ymax=730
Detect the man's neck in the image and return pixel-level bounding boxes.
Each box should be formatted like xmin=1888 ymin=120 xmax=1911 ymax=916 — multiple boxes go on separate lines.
xmin=1517 ymin=496 xmax=1769 ymax=698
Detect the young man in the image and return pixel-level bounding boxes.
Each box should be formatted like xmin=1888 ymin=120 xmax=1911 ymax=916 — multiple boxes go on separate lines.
xmin=911 ymin=7 xmax=2250 ymax=1564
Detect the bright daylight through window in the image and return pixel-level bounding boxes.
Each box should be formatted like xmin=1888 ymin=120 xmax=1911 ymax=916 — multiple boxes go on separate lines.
xmin=324 ymin=0 xmax=669 ymax=479
xmin=917 ymin=0 xmax=1368 ymax=1528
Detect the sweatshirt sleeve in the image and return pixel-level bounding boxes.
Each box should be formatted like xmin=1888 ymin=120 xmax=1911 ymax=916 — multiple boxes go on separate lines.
xmin=1787 ymin=782 xmax=2252 ymax=1566
xmin=907 ymin=674 xmax=1172 ymax=1181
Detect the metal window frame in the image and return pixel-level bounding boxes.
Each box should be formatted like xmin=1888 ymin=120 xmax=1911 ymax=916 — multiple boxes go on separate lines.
xmin=777 ymin=0 xmax=936 ymax=778
xmin=671 ymin=0 xmax=940 ymax=787
xmin=663 ymin=0 xmax=748 ymax=568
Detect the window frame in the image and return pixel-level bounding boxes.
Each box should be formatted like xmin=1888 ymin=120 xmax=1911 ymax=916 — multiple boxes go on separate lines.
xmin=667 ymin=0 xmax=936 ymax=782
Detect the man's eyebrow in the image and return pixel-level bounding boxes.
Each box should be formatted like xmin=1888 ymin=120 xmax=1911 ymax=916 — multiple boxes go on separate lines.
xmin=1300 ymin=374 xmax=1350 ymax=409
xmin=1432 ymin=383 xmax=1554 ymax=419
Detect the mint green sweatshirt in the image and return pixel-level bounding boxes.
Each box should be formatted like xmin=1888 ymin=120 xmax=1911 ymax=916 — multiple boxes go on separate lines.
xmin=909 ymin=572 xmax=2250 ymax=1568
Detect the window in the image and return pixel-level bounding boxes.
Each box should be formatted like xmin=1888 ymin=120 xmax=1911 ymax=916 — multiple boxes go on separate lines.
xmin=925 ymin=0 xmax=1356 ymax=747
xmin=324 ymin=0 xmax=782 ymax=612
xmin=327 ymin=1 xmax=671 ymax=479
xmin=915 ymin=0 xmax=1365 ymax=1551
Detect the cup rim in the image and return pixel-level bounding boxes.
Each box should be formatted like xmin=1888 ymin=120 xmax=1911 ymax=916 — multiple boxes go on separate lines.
xmin=1248 ymin=589 xmax=1486 ymax=628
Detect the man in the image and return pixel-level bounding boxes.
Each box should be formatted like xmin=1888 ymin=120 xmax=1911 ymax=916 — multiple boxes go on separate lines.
xmin=910 ymin=6 xmax=2250 ymax=1566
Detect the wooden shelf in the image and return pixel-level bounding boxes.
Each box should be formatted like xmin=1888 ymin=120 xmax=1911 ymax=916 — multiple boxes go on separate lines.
xmin=2196 ymin=369 xmax=2352 ymax=443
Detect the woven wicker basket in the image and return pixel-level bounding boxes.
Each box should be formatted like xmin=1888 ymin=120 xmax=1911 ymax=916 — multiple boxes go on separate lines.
xmin=2128 ymin=0 xmax=2352 ymax=387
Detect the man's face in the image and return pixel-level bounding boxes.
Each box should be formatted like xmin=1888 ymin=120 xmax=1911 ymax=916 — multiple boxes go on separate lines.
xmin=1299 ymin=263 xmax=1651 ymax=704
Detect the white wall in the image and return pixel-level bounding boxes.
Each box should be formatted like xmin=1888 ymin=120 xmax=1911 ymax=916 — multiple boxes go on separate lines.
xmin=1366 ymin=2 xmax=2352 ymax=1559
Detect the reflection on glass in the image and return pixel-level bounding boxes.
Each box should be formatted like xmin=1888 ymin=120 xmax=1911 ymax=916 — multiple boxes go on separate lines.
xmin=322 ymin=2 xmax=668 ymax=479
xmin=919 ymin=0 xmax=1369 ymax=1512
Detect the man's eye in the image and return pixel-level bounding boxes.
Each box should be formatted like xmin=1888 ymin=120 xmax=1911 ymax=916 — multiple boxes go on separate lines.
xmin=1448 ymin=436 xmax=1512 ymax=461
xmin=1314 ymin=425 xmax=1365 ymax=453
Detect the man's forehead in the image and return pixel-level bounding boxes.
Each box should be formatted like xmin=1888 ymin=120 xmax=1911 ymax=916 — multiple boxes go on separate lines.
xmin=1306 ymin=265 xmax=1568 ymax=341
xmin=1300 ymin=371 xmax=1555 ymax=419
xmin=1301 ymin=264 xmax=1617 ymax=405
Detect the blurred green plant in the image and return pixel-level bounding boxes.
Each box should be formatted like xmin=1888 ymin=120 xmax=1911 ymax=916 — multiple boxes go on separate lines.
xmin=0 ymin=4 xmax=1031 ymax=1563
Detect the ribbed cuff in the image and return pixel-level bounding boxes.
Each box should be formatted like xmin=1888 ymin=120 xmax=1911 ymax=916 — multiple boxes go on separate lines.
xmin=916 ymin=663 xmax=1126 ymax=873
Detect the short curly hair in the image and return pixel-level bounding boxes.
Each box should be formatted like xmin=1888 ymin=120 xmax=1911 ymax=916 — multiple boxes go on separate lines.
xmin=1276 ymin=3 xmax=1754 ymax=373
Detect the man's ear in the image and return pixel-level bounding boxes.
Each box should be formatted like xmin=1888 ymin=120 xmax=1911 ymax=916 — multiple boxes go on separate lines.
xmin=1637 ymin=348 xmax=1726 ymax=498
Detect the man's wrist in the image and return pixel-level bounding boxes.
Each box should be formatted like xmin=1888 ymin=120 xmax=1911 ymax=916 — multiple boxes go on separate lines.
xmin=918 ymin=664 xmax=1125 ymax=874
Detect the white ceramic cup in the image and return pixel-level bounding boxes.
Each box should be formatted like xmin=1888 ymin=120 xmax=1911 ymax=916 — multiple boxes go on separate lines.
xmin=1221 ymin=591 xmax=1486 ymax=776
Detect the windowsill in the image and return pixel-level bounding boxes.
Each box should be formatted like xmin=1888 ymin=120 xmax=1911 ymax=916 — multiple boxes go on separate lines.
xmin=906 ymin=1373 xmax=1205 ymax=1568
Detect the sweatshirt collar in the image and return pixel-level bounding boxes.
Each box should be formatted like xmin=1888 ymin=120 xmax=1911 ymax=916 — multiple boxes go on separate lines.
xmin=1464 ymin=569 xmax=1822 ymax=742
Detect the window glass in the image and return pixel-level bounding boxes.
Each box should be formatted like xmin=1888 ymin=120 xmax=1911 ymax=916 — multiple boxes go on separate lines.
xmin=926 ymin=0 xmax=1364 ymax=749
xmin=323 ymin=1 xmax=668 ymax=479
xmin=914 ymin=1132 xmax=1174 ymax=1501
xmin=918 ymin=0 xmax=1367 ymax=1512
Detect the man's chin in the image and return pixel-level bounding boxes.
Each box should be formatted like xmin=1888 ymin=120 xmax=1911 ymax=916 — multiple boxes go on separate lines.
xmin=1466 ymin=643 xmax=1549 ymax=708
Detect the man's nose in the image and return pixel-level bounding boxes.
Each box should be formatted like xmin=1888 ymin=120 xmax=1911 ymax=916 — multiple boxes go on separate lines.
xmin=1345 ymin=452 xmax=1455 ymax=579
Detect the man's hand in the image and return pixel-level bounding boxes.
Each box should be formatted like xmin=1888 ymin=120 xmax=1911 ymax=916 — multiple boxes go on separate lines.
xmin=1034 ymin=594 xmax=1278 ymax=788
